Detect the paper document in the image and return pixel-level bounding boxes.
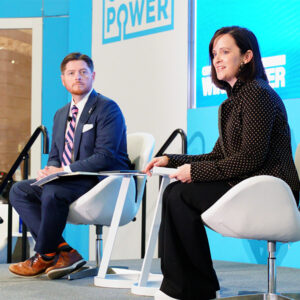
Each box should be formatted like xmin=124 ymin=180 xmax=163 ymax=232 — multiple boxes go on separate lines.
xmin=31 ymin=170 xmax=145 ymax=187
xmin=152 ymin=167 xmax=177 ymax=176
xmin=31 ymin=171 xmax=103 ymax=187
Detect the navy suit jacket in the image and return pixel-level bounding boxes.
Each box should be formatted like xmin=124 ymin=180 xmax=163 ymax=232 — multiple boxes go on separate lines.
xmin=47 ymin=90 xmax=131 ymax=172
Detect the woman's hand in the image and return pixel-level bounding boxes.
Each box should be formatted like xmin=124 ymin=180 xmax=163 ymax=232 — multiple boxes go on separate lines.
xmin=169 ymin=164 xmax=192 ymax=183
xmin=143 ymin=156 xmax=169 ymax=176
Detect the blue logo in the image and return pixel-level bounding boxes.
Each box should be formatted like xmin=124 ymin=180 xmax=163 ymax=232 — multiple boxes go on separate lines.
xmin=201 ymin=55 xmax=286 ymax=97
xmin=102 ymin=0 xmax=174 ymax=44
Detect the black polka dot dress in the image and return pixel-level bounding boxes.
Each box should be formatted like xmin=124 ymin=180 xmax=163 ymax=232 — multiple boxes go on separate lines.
xmin=167 ymin=79 xmax=300 ymax=193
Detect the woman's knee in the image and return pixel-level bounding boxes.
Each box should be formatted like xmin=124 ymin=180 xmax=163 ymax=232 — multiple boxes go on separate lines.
xmin=163 ymin=182 xmax=178 ymax=203
xmin=163 ymin=182 xmax=187 ymax=207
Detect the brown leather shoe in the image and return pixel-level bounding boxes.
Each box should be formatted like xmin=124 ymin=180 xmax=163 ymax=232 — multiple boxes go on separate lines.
xmin=46 ymin=249 xmax=86 ymax=279
xmin=9 ymin=253 xmax=56 ymax=277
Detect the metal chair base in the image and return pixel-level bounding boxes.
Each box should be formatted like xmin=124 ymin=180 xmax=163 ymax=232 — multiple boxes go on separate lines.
xmin=215 ymin=293 xmax=294 ymax=300
xmin=67 ymin=266 xmax=98 ymax=280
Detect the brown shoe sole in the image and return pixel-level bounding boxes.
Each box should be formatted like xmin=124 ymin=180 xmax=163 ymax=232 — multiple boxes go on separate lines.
xmin=47 ymin=259 xmax=86 ymax=280
xmin=9 ymin=268 xmax=46 ymax=278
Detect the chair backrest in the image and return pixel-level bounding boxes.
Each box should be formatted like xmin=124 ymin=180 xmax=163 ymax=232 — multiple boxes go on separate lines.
xmin=127 ymin=132 xmax=155 ymax=206
xmin=67 ymin=132 xmax=155 ymax=226
xmin=295 ymin=143 xmax=300 ymax=179
xmin=201 ymin=175 xmax=300 ymax=243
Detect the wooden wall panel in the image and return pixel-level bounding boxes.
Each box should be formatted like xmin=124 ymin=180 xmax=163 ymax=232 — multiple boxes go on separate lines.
xmin=0 ymin=30 xmax=32 ymax=176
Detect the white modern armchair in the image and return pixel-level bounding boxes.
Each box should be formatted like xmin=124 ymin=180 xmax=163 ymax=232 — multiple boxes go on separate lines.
xmin=202 ymin=175 xmax=300 ymax=299
xmin=201 ymin=143 xmax=300 ymax=300
xmin=66 ymin=132 xmax=155 ymax=282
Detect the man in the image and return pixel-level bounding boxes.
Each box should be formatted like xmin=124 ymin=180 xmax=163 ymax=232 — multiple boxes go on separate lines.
xmin=9 ymin=52 xmax=131 ymax=279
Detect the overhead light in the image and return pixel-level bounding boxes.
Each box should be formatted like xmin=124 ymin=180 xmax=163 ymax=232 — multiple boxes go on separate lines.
xmin=11 ymin=60 xmax=15 ymax=64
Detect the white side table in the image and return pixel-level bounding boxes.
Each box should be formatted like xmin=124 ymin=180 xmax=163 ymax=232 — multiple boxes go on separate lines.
xmin=132 ymin=167 xmax=176 ymax=296
xmin=94 ymin=172 xmax=147 ymax=288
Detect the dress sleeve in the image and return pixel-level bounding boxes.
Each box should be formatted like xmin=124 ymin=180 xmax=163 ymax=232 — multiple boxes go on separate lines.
xmin=166 ymin=137 xmax=224 ymax=168
xmin=190 ymin=86 xmax=276 ymax=182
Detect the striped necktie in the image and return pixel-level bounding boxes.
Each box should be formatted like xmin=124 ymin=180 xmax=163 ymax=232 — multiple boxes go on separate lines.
xmin=62 ymin=105 xmax=79 ymax=166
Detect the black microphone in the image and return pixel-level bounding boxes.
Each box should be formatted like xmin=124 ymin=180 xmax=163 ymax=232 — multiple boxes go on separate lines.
xmin=67 ymin=116 xmax=72 ymax=122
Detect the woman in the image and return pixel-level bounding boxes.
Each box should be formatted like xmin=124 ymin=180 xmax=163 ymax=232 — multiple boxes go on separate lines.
xmin=144 ymin=26 xmax=300 ymax=300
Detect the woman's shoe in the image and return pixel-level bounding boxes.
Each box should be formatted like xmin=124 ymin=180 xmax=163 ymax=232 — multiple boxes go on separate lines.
xmin=154 ymin=289 xmax=179 ymax=300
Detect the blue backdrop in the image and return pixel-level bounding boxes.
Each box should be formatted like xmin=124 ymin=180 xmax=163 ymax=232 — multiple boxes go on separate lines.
xmin=0 ymin=0 xmax=92 ymax=260
xmin=196 ymin=0 xmax=300 ymax=107
xmin=188 ymin=0 xmax=300 ymax=268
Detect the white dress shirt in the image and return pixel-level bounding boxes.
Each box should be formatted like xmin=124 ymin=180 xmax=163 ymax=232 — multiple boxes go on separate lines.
xmin=63 ymin=88 xmax=93 ymax=172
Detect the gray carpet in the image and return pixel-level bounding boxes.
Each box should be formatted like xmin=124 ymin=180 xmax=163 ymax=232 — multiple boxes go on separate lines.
xmin=1 ymin=259 xmax=300 ymax=299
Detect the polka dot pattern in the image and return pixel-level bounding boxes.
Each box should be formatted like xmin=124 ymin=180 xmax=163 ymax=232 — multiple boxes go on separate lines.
xmin=167 ymin=79 xmax=300 ymax=192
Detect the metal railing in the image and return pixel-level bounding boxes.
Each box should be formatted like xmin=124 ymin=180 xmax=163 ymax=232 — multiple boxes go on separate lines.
xmin=155 ymin=128 xmax=187 ymax=157
xmin=141 ymin=128 xmax=187 ymax=258
xmin=0 ymin=125 xmax=49 ymax=263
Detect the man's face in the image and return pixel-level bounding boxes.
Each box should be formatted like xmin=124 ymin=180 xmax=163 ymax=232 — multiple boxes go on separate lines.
xmin=61 ymin=60 xmax=95 ymax=97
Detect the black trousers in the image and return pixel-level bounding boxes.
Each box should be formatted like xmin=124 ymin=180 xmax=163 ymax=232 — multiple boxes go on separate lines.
xmin=159 ymin=180 xmax=231 ymax=300
xmin=9 ymin=176 xmax=98 ymax=254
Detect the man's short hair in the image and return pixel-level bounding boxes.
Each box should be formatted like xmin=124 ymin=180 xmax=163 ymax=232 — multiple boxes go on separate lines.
xmin=61 ymin=52 xmax=94 ymax=73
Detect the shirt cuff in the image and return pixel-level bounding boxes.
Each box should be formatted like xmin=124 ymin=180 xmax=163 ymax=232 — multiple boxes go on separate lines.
xmin=63 ymin=165 xmax=72 ymax=172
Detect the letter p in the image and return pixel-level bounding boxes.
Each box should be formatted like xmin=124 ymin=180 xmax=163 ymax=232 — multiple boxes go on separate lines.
xmin=107 ymin=7 xmax=116 ymax=32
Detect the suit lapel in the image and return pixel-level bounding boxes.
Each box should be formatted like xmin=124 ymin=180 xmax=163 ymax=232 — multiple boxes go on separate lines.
xmin=73 ymin=90 xmax=98 ymax=160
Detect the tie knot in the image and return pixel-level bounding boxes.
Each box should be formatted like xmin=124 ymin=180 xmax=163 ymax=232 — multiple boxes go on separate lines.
xmin=72 ymin=105 xmax=78 ymax=115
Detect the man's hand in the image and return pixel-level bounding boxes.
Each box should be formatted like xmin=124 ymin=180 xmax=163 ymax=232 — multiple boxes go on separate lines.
xmin=143 ymin=156 xmax=169 ymax=176
xmin=37 ymin=166 xmax=64 ymax=180
xmin=169 ymin=164 xmax=192 ymax=183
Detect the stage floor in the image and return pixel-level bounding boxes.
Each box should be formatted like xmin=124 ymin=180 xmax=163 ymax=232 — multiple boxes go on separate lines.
xmin=1 ymin=259 xmax=300 ymax=299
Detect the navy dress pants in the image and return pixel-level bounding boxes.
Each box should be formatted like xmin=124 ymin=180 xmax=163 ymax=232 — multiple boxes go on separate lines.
xmin=9 ymin=176 xmax=98 ymax=254
xmin=159 ymin=180 xmax=231 ymax=300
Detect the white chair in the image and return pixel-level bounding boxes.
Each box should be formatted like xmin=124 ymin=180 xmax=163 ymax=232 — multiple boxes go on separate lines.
xmin=201 ymin=175 xmax=300 ymax=299
xmin=202 ymin=144 xmax=300 ymax=299
xmin=66 ymin=132 xmax=155 ymax=284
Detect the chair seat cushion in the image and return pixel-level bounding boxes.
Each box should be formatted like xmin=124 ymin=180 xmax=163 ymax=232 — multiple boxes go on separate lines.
xmin=201 ymin=175 xmax=300 ymax=242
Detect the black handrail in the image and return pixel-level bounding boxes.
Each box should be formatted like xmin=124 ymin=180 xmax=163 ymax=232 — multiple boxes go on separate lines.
xmin=141 ymin=128 xmax=187 ymax=258
xmin=0 ymin=125 xmax=49 ymax=263
xmin=0 ymin=125 xmax=49 ymax=195
xmin=155 ymin=128 xmax=187 ymax=157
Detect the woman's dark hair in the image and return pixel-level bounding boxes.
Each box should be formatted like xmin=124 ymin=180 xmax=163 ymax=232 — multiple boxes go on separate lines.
xmin=60 ymin=52 xmax=94 ymax=73
xmin=209 ymin=26 xmax=268 ymax=91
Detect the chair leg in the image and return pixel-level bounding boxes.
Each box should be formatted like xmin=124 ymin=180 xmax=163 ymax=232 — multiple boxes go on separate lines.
xmin=268 ymin=241 xmax=276 ymax=294
xmin=215 ymin=294 xmax=293 ymax=299
xmin=67 ymin=225 xmax=103 ymax=280
xmin=95 ymin=225 xmax=103 ymax=268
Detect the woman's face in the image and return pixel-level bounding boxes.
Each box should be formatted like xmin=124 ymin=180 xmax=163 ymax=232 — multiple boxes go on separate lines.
xmin=212 ymin=33 xmax=244 ymax=87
